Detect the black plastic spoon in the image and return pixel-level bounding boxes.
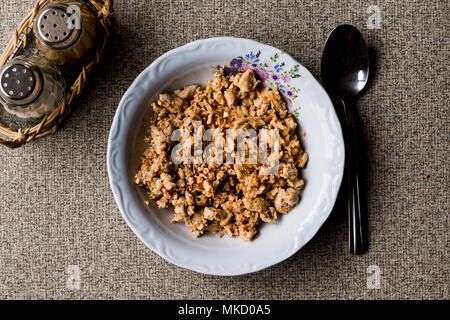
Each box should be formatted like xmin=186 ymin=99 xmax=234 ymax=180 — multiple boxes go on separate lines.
xmin=321 ymin=24 xmax=369 ymax=254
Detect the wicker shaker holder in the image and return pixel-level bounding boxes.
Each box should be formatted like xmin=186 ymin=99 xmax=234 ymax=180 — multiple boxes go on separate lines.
xmin=0 ymin=0 xmax=112 ymax=148
xmin=33 ymin=0 xmax=101 ymax=66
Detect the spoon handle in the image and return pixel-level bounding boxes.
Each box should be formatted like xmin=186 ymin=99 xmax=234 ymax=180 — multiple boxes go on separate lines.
xmin=342 ymin=99 xmax=368 ymax=254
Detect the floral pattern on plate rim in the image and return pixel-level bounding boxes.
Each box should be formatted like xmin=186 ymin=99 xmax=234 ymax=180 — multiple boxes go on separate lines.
xmin=217 ymin=50 xmax=302 ymax=119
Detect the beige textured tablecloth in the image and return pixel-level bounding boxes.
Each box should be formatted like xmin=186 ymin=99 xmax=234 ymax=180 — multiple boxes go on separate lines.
xmin=0 ymin=0 xmax=448 ymax=299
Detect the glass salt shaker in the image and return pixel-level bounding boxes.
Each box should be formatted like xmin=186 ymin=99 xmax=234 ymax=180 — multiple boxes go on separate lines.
xmin=33 ymin=0 xmax=101 ymax=66
xmin=0 ymin=55 xmax=65 ymax=119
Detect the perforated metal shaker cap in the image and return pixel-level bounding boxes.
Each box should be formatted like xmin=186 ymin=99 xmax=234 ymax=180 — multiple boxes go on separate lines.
xmin=35 ymin=3 xmax=81 ymax=50
xmin=0 ymin=63 xmax=43 ymax=106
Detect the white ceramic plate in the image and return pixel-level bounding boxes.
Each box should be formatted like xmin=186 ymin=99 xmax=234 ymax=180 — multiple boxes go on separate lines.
xmin=107 ymin=37 xmax=344 ymax=276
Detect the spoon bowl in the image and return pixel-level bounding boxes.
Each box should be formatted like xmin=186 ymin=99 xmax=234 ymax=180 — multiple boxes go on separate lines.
xmin=321 ymin=24 xmax=369 ymax=100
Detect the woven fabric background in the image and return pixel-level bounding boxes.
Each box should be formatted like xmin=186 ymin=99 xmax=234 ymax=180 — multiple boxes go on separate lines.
xmin=0 ymin=0 xmax=448 ymax=299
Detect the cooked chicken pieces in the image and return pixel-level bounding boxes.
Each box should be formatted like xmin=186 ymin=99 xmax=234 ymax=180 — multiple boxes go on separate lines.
xmin=135 ymin=68 xmax=307 ymax=241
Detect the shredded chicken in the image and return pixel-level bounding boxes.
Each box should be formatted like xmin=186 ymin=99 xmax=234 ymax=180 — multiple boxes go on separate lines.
xmin=136 ymin=68 xmax=307 ymax=241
